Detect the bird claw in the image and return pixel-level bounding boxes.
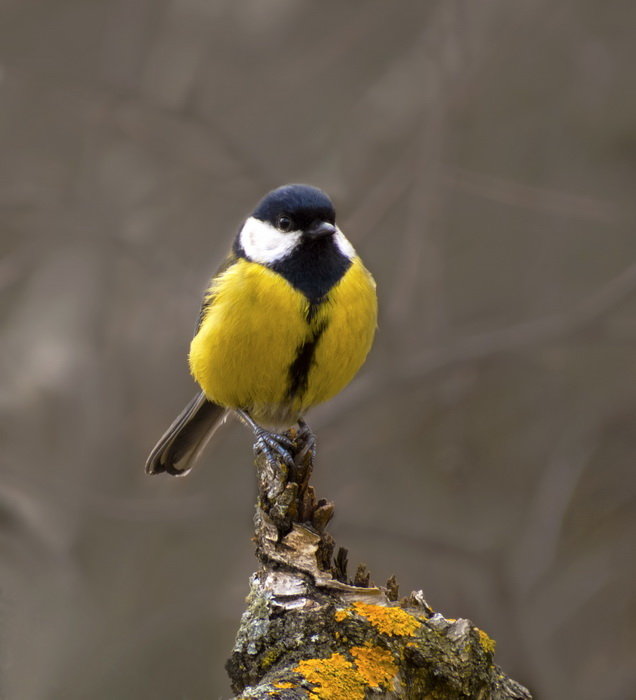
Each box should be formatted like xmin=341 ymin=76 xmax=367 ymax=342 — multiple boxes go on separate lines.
xmin=296 ymin=420 xmax=317 ymax=460
xmin=253 ymin=428 xmax=296 ymax=468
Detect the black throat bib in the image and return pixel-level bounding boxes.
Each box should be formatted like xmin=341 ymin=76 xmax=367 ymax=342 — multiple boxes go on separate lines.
xmin=268 ymin=236 xmax=352 ymax=305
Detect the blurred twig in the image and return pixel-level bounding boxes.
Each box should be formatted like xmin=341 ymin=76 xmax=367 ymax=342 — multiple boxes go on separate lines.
xmin=442 ymin=166 xmax=628 ymax=224
xmin=509 ymin=417 xmax=599 ymax=597
xmin=342 ymin=143 xmax=417 ymax=241
xmin=387 ymin=113 xmax=446 ymax=337
xmin=405 ymin=257 xmax=636 ymax=375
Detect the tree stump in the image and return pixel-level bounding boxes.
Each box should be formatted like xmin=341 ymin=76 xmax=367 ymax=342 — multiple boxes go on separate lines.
xmin=226 ymin=431 xmax=532 ymax=699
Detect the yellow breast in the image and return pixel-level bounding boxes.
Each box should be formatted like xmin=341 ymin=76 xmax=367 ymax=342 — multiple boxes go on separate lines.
xmin=189 ymin=257 xmax=376 ymax=427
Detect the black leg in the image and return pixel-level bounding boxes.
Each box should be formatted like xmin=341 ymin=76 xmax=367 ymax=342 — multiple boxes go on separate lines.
xmin=236 ymin=410 xmax=296 ymax=468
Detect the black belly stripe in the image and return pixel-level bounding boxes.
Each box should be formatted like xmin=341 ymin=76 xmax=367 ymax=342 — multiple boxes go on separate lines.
xmin=288 ymin=320 xmax=328 ymax=399
xmin=306 ymin=301 xmax=322 ymax=324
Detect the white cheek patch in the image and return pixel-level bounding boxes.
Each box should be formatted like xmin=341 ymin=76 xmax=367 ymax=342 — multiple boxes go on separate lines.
xmin=334 ymin=227 xmax=356 ymax=259
xmin=239 ymin=217 xmax=301 ymax=264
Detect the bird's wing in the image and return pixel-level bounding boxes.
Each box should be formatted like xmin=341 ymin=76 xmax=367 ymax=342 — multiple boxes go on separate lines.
xmin=194 ymin=250 xmax=239 ymax=334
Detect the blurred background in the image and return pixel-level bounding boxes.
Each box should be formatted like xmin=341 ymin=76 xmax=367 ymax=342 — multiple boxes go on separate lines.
xmin=1 ymin=1 xmax=635 ymax=698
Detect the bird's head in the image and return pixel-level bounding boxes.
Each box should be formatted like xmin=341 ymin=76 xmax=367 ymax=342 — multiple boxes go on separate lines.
xmin=236 ymin=184 xmax=354 ymax=264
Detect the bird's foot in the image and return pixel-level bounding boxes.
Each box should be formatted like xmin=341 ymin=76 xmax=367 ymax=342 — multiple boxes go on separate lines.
xmin=253 ymin=427 xmax=296 ymax=469
xmin=237 ymin=409 xmax=296 ymax=468
xmin=296 ymin=419 xmax=317 ymax=461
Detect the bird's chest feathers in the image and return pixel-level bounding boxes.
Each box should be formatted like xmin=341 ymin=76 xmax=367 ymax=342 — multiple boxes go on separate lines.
xmin=189 ymin=260 xmax=324 ymax=404
xmin=189 ymin=256 xmax=376 ymax=419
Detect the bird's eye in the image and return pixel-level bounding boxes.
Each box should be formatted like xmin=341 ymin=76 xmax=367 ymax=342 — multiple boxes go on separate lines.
xmin=276 ymin=215 xmax=293 ymax=232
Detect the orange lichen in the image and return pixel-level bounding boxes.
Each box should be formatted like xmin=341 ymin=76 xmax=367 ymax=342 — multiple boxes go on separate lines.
xmin=293 ymin=644 xmax=398 ymax=699
xmin=477 ymin=628 xmax=496 ymax=655
xmin=350 ymin=645 xmax=397 ymax=689
xmin=334 ymin=608 xmax=349 ymax=623
xmin=295 ymin=653 xmax=366 ymax=700
xmin=273 ymin=681 xmax=295 ymax=689
xmin=350 ymin=601 xmax=421 ymax=637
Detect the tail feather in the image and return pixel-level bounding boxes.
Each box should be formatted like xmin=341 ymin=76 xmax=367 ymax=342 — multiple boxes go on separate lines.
xmin=145 ymin=392 xmax=229 ymax=476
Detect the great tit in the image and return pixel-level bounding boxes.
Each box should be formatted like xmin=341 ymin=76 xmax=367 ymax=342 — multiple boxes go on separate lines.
xmin=145 ymin=184 xmax=377 ymax=476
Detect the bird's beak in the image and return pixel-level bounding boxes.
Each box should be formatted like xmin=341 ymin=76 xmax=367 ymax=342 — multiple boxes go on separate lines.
xmin=305 ymin=221 xmax=337 ymax=238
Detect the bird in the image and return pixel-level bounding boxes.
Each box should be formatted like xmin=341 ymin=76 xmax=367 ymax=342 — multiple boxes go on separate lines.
xmin=145 ymin=184 xmax=377 ymax=476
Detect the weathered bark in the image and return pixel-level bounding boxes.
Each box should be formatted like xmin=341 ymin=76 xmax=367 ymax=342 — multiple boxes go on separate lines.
xmin=227 ymin=431 xmax=531 ymax=699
